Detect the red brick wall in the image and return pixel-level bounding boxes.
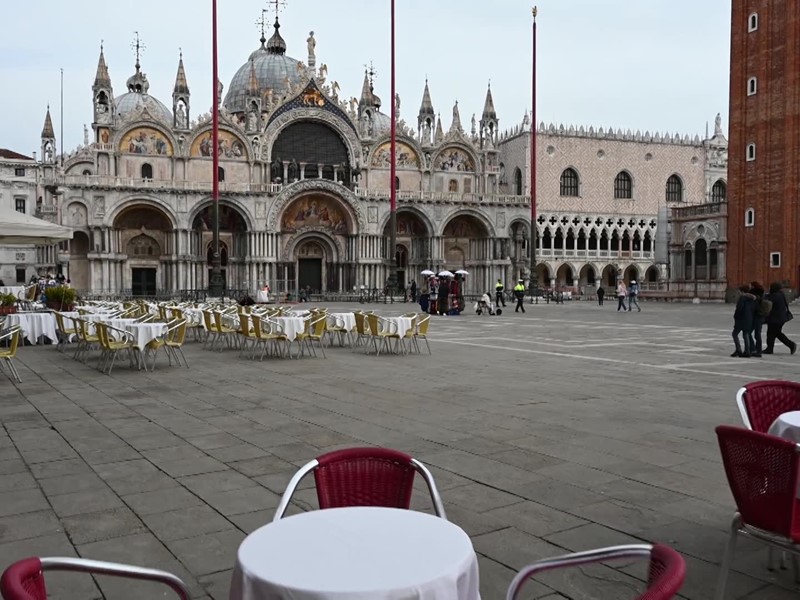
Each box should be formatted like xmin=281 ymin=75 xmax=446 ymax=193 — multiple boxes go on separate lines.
xmin=727 ymin=0 xmax=800 ymax=290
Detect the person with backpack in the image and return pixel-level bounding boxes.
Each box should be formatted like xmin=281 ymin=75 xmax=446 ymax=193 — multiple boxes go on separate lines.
xmin=749 ymin=282 xmax=769 ymax=357
xmin=731 ymin=284 xmax=757 ymax=357
xmin=627 ymin=279 xmax=641 ymax=312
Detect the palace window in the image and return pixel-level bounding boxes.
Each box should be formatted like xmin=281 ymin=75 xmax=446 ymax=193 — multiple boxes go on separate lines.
xmin=14 ymin=167 xmax=25 ymax=177
xmin=747 ymin=77 xmax=757 ymax=95
xmin=665 ymin=174 xmax=683 ymax=203
xmin=141 ymin=163 xmax=153 ymax=180
xmin=514 ymin=168 xmax=522 ymax=195
xmin=218 ymin=166 xmax=225 ymax=182
xmin=613 ymin=171 xmax=633 ymax=199
xmin=745 ymin=208 xmax=755 ymax=227
xmin=746 ymin=143 xmax=756 ymax=161
xmin=559 ymin=168 xmax=579 ymax=197
xmin=771 ymin=252 xmax=781 ymax=268
xmin=711 ymin=180 xmax=727 ymax=202
xmin=748 ymin=12 xmax=758 ymax=32
xmin=15 ymin=198 xmax=25 ymax=213
xmin=15 ymin=268 xmax=26 ymax=283
xmin=448 ymin=179 xmax=458 ymax=193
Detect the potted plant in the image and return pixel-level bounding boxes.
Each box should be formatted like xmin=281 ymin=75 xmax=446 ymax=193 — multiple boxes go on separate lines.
xmin=44 ymin=286 xmax=77 ymax=311
xmin=0 ymin=293 xmax=17 ymax=315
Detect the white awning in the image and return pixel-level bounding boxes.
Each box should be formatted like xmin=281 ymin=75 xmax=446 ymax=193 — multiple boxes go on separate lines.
xmin=0 ymin=209 xmax=73 ymax=245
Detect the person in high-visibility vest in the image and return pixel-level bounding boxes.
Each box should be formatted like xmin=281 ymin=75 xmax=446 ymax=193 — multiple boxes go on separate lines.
xmin=495 ymin=279 xmax=506 ymax=307
xmin=513 ymin=280 xmax=526 ymax=313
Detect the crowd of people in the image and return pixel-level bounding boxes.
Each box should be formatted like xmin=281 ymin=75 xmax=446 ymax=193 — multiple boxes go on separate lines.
xmin=417 ymin=275 xmax=464 ymax=316
xmin=732 ymin=281 xmax=796 ymax=357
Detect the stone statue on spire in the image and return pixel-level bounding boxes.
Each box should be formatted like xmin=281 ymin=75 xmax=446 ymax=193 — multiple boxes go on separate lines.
xmin=307 ymin=31 xmax=316 ymax=68
xmin=714 ymin=113 xmax=723 ymax=136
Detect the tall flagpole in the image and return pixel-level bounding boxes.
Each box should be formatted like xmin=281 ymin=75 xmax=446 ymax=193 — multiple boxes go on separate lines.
xmin=209 ymin=0 xmax=224 ymax=296
xmin=60 ymin=68 xmax=64 ymax=166
xmin=529 ymin=7 xmax=538 ymax=296
xmin=387 ymin=0 xmax=398 ymax=295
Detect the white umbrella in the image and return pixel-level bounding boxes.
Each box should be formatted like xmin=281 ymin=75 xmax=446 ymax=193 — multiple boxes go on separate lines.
xmin=438 ymin=270 xmax=454 ymax=277
xmin=0 ymin=209 xmax=73 ymax=245
xmin=420 ymin=269 xmax=435 ymax=276
xmin=455 ymin=269 xmax=470 ymax=276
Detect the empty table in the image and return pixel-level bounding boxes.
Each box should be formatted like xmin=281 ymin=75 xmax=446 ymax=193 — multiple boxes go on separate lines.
xmin=273 ymin=316 xmax=306 ymax=341
xmin=5 ymin=313 xmax=58 ymax=345
xmin=230 ymin=506 xmax=480 ymax=600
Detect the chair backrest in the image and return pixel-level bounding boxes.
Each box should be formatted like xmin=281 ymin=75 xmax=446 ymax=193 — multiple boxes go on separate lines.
xmin=506 ymin=544 xmax=685 ymax=600
xmin=416 ymin=315 xmax=430 ymax=336
xmin=93 ymin=322 xmax=111 ymax=350
xmin=237 ymin=314 xmax=251 ymax=337
xmin=314 ymin=447 xmax=417 ymax=510
xmin=366 ymin=313 xmax=380 ymax=335
xmin=354 ymin=312 xmax=367 ymax=334
xmin=736 ymin=380 xmax=800 ymax=432
xmin=1 ymin=328 xmax=21 ymax=358
xmin=716 ymin=425 xmax=800 ymax=538
xmin=168 ymin=320 xmax=187 ymax=345
xmin=202 ymin=310 xmax=215 ymax=332
xmin=311 ymin=317 xmax=326 ymax=337
xmin=0 ymin=556 xmax=190 ymax=600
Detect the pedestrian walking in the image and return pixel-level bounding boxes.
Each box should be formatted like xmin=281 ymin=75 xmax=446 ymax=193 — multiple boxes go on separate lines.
xmin=763 ymin=282 xmax=797 ymax=355
xmin=438 ymin=277 xmax=450 ymax=315
xmin=410 ymin=280 xmax=417 ymax=303
xmin=627 ymin=279 xmax=641 ymax=312
xmin=513 ymin=279 xmax=526 ymax=313
xmin=731 ymin=284 xmax=757 ymax=357
xmin=616 ymin=281 xmax=627 ymax=311
xmin=596 ymin=286 xmax=605 ymax=306
xmin=495 ymin=279 xmax=506 ymax=307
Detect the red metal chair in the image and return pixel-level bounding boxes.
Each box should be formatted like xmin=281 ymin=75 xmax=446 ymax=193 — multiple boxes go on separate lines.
xmin=273 ymin=447 xmax=447 ymax=521
xmin=506 ymin=544 xmax=686 ymax=600
xmin=715 ymin=425 xmax=800 ymax=599
xmin=0 ymin=557 xmax=190 ymax=600
xmin=736 ymin=380 xmax=800 ymax=432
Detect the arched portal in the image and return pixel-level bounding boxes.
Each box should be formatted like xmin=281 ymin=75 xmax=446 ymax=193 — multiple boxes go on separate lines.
xmin=645 ymin=265 xmax=660 ymax=283
xmin=114 ymin=204 xmax=174 ymax=295
xmin=383 ymin=210 xmax=431 ymax=288
xmin=601 ymin=264 xmax=619 ymax=287
xmin=296 ymin=238 xmax=326 ymax=292
xmin=69 ymin=231 xmax=90 ymax=291
xmin=193 ymin=203 xmax=248 ymax=290
xmin=624 ymin=265 xmax=639 ymax=284
xmin=579 ymin=264 xmax=597 ymax=288
xmin=270 ymin=121 xmax=352 ymax=186
xmin=442 ymin=214 xmax=489 ymax=270
xmin=535 ymin=263 xmax=551 ymax=288
xmin=556 ymin=263 xmax=575 ymax=287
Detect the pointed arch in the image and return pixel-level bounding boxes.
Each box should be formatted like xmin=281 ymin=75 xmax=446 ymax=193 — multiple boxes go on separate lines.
xmin=513 ymin=167 xmax=523 ymax=195
xmin=559 ymin=167 xmax=580 ymax=197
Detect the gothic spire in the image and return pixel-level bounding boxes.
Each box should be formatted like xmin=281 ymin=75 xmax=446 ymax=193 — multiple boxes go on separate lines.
xmin=41 ymin=105 xmax=55 ymax=139
xmin=93 ymin=43 xmax=111 ymax=89
xmin=247 ymin=59 xmax=259 ymax=96
xmin=173 ymin=51 xmax=189 ymax=94
xmin=418 ymin=78 xmax=434 ymax=117
xmin=435 ymin=113 xmax=444 ymax=143
xmin=481 ymin=83 xmax=496 ymax=122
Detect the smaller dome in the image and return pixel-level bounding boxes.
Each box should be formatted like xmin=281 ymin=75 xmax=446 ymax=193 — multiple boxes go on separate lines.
xmin=364 ymin=109 xmax=391 ymax=136
xmin=115 ymin=92 xmax=172 ymax=123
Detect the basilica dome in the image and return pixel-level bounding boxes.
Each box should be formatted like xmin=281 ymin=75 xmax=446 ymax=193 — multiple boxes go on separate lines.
xmin=224 ymin=19 xmax=303 ymax=114
xmin=115 ymin=64 xmax=172 ymax=123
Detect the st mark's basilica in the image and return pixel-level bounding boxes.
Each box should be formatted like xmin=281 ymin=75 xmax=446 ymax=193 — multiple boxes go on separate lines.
xmin=25 ymin=15 xmax=728 ymax=297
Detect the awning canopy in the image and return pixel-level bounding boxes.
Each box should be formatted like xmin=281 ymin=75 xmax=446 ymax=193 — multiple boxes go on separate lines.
xmin=0 ymin=209 xmax=73 ymax=245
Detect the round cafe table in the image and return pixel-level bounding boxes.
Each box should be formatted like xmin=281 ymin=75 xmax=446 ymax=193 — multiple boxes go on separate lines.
xmin=273 ymin=316 xmax=306 ymax=342
xmin=229 ymin=506 xmax=480 ymax=600
xmin=768 ymin=411 xmax=800 ymax=443
xmin=383 ymin=316 xmax=415 ymax=338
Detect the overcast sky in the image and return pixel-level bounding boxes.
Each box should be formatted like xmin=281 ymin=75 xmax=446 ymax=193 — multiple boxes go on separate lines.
xmin=1 ymin=0 xmax=731 ymax=157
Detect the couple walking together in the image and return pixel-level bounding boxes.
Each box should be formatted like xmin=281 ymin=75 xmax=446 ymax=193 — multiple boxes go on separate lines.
xmin=613 ymin=280 xmax=641 ymax=312
xmin=732 ymin=281 xmax=796 ymax=357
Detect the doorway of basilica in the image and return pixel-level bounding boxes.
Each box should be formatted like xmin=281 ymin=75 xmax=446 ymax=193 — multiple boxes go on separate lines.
xmin=297 ymin=240 xmax=324 ymax=292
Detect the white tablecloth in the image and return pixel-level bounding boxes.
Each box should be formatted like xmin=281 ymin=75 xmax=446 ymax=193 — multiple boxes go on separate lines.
xmin=230 ymin=507 xmax=480 ymax=600
xmin=5 ymin=313 xmax=58 ymax=345
xmin=121 ymin=323 xmax=168 ymax=350
xmin=769 ymin=411 xmax=800 ymax=443
xmin=0 ymin=286 xmax=25 ymax=299
xmin=328 ymin=312 xmax=356 ymax=332
xmin=383 ymin=316 xmax=415 ymax=338
xmin=273 ymin=316 xmax=306 ymax=341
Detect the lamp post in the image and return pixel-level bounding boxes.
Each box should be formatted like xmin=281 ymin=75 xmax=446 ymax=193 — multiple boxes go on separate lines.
xmin=386 ymin=0 xmax=398 ymax=297
xmin=529 ymin=6 xmax=538 ymax=299
xmin=208 ymin=0 xmax=224 ymax=297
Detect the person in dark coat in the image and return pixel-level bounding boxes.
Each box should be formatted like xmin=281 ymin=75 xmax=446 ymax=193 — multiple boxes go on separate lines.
xmin=438 ymin=277 xmax=450 ymax=315
xmin=764 ymin=282 xmax=797 ymax=355
xmin=749 ymin=282 xmax=767 ymax=357
xmin=732 ymin=284 xmax=756 ymax=357
xmin=410 ymin=280 xmax=417 ymax=303
xmin=596 ymin=286 xmax=605 ymax=306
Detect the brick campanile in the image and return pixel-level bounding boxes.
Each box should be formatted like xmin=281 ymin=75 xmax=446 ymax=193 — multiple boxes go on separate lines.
xmin=727 ymin=0 xmax=800 ymax=291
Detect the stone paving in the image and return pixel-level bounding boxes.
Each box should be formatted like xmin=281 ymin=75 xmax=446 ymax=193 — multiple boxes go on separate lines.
xmin=1 ymin=300 xmax=799 ymax=599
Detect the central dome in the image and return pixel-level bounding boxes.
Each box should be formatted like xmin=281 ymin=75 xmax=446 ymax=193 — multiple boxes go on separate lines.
xmin=224 ymin=19 xmax=303 ymax=114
